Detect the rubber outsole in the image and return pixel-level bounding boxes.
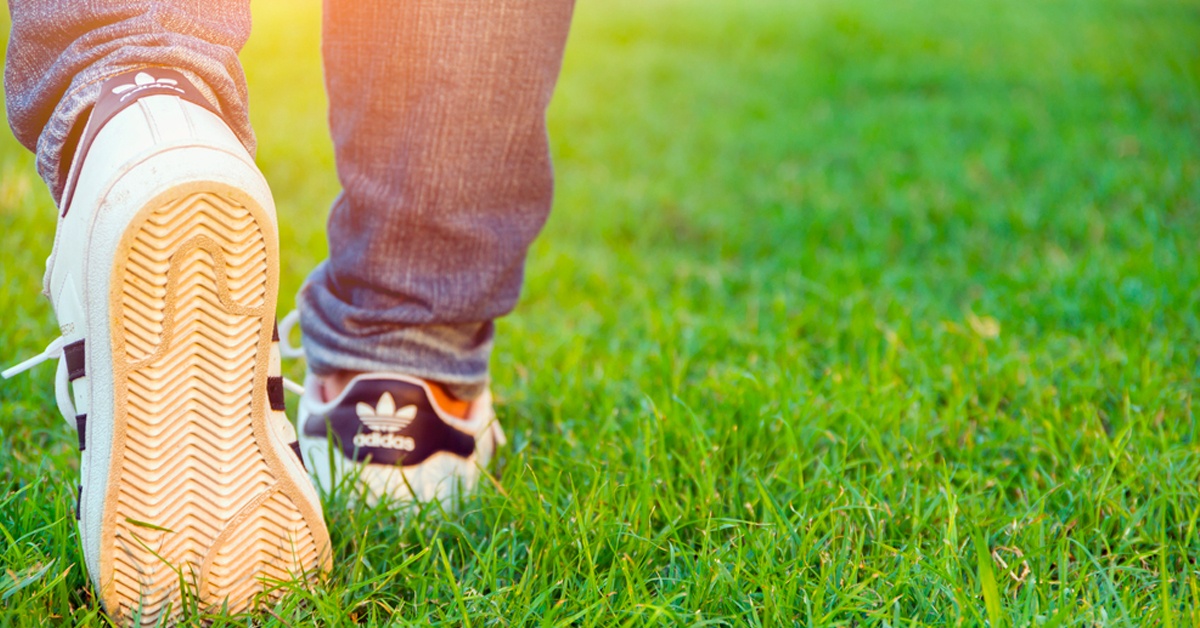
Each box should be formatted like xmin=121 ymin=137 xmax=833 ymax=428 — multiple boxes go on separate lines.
xmin=102 ymin=184 xmax=330 ymax=625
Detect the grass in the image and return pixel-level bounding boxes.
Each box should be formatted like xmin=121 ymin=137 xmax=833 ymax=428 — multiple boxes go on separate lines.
xmin=2 ymin=0 xmax=1199 ymax=624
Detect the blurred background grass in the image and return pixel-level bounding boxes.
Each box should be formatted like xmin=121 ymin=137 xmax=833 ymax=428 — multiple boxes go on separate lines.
xmin=2 ymin=0 xmax=1199 ymax=624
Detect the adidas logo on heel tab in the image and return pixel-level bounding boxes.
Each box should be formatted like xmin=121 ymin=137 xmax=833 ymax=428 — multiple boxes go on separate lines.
xmin=354 ymin=392 xmax=417 ymax=451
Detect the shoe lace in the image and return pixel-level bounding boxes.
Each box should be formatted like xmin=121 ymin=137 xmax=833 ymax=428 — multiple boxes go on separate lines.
xmin=3 ymin=335 xmax=81 ymax=425
xmin=277 ymin=310 xmax=307 ymax=395
xmin=2 ymin=335 xmax=69 ymax=380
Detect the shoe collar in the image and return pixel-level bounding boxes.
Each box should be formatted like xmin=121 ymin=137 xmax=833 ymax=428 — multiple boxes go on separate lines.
xmin=300 ymin=370 xmax=494 ymax=433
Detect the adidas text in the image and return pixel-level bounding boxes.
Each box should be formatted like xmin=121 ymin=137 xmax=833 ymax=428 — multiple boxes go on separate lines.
xmin=354 ymin=431 xmax=416 ymax=451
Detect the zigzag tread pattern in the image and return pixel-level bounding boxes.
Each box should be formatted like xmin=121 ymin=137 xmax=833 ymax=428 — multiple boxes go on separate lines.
xmin=105 ymin=192 xmax=322 ymax=626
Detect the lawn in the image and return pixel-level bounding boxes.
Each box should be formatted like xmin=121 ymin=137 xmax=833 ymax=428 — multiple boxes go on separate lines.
xmin=2 ymin=0 xmax=1199 ymax=624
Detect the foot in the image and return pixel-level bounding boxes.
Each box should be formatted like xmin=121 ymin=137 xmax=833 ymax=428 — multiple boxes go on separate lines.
xmin=297 ymin=371 xmax=505 ymax=507
xmin=4 ymin=68 xmax=330 ymax=625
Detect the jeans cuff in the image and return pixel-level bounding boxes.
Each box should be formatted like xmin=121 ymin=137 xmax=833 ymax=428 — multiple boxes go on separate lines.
xmin=296 ymin=281 xmax=493 ymax=401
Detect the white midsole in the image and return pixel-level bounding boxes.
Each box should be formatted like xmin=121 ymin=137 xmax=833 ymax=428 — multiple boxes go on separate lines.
xmin=298 ymin=428 xmax=489 ymax=508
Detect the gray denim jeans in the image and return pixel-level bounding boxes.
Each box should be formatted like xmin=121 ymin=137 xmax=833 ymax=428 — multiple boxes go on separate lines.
xmin=5 ymin=0 xmax=575 ymax=399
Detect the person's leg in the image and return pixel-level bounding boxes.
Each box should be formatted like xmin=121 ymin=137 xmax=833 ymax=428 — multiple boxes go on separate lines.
xmin=4 ymin=0 xmax=255 ymax=204
xmin=299 ymin=0 xmax=576 ymax=401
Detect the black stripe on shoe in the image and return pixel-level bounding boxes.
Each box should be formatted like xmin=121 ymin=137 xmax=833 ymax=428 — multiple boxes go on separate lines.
xmin=64 ymin=339 xmax=86 ymax=381
xmin=267 ymin=376 xmax=286 ymax=411
xmin=76 ymin=414 xmax=86 ymax=450
xmin=289 ymin=441 xmax=305 ymax=470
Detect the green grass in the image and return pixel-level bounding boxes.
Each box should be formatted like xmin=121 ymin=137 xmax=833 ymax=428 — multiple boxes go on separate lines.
xmin=2 ymin=0 xmax=1199 ymax=624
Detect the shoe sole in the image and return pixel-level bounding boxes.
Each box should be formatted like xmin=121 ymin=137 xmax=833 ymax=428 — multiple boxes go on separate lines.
xmin=101 ymin=182 xmax=329 ymax=624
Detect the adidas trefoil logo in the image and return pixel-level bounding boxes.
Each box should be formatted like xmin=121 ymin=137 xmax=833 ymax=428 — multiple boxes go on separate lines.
xmin=356 ymin=392 xmax=417 ymax=432
xmin=111 ymin=71 xmax=185 ymax=102
xmin=353 ymin=392 xmax=417 ymax=451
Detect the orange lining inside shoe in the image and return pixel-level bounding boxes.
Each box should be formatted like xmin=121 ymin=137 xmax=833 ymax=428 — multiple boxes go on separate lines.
xmin=427 ymin=381 xmax=472 ymax=420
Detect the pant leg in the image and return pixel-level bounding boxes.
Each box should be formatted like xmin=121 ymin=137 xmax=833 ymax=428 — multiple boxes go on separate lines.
xmin=4 ymin=0 xmax=255 ymax=204
xmin=299 ymin=0 xmax=575 ymax=399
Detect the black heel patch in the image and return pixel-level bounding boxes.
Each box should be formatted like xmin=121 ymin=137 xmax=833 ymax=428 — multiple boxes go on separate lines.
xmin=302 ymin=377 xmax=476 ymax=467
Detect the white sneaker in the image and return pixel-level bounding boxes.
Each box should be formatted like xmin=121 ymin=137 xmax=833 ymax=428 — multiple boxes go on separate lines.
xmin=4 ymin=69 xmax=330 ymax=625
xmin=293 ymin=367 xmax=506 ymax=508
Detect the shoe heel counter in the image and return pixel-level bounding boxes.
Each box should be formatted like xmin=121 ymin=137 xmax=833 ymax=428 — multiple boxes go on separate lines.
xmin=307 ymin=377 xmax=478 ymax=467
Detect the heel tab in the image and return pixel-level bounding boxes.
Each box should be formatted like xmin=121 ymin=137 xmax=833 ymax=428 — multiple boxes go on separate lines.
xmin=60 ymin=68 xmax=219 ymax=217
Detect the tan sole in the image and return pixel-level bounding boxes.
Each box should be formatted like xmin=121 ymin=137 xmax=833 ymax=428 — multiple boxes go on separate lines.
xmin=103 ymin=184 xmax=330 ymax=625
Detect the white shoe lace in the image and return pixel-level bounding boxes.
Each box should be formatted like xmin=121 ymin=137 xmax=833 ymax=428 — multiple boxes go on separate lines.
xmin=278 ymin=310 xmax=307 ymax=395
xmin=278 ymin=309 xmax=307 ymax=360
xmin=3 ymin=335 xmax=82 ymax=425
xmin=2 ymin=335 xmax=69 ymax=380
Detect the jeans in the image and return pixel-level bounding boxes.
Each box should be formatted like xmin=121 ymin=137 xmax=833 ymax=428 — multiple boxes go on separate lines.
xmin=4 ymin=0 xmax=575 ymax=399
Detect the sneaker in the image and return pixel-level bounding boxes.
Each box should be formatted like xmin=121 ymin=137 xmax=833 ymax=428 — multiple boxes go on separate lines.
xmin=3 ymin=68 xmax=330 ymax=625
xmin=294 ymin=369 xmax=506 ymax=508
